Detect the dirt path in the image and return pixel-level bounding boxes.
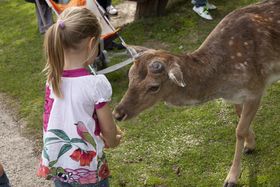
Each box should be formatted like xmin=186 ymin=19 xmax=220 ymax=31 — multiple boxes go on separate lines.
xmin=110 ymin=1 xmax=136 ymax=28
xmin=0 ymin=94 xmax=52 ymax=187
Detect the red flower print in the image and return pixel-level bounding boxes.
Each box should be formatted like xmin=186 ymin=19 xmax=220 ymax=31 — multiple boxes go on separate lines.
xmin=70 ymin=149 xmax=82 ymax=161
xmin=98 ymin=162 xmax=110 ymax=179
xmin=70 ymin=149 xmax=96 ymax=166
xmin=80 ymin=151 xmax=96 ymax=166
xmin=37 ymin=160 xmax=50 ymax=178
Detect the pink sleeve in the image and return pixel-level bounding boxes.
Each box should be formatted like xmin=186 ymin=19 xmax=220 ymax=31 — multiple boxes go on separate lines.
xmin=43 ymin=85 xmax=54 ymax=132
xmin=95 ymin=102 xmax=107 ymax=110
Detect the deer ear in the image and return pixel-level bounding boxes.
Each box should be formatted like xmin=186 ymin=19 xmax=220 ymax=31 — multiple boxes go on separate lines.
xmin=168 ymin=63 xmax=186 ymax=87
xmin=127 ymin=45 xmax=150 ymax=55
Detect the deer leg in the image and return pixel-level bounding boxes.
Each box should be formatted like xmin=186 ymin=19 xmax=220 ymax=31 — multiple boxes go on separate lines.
xmin=235 ymin=104 xmax=256 ymax=154
xmin=243 ymin=127 xmax=256 ymax=154
xmin=224 ymin=97 xmax=261 ymax=187
xmin=235 ymin=104 xmax=243 ymax=118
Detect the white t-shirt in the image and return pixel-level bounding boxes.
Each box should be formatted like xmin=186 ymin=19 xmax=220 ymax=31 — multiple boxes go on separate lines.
xmin=38 ymin=68 xmax=112 ymax=185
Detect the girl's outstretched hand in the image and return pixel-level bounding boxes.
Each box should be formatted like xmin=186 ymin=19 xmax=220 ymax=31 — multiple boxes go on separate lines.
xmin=97 ymin=104 xmax=123 ymax=148
xmin=103 ymin=125 xmax=123 ymax=148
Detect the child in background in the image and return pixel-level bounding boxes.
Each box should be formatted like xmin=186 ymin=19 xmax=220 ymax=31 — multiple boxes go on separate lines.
xmin=37 ymin=7 xmax=122 ymax=187
xmin=25 ymin=0 xmax=53 ymax=34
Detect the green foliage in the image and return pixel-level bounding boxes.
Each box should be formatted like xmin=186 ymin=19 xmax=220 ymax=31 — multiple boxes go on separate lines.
xmin=0 ymin=0 xmax=279 ymax=186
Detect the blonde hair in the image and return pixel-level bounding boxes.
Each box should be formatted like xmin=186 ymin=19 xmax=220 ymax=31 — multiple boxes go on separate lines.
xmin=43 ymin=7 xmax=101 ymax=97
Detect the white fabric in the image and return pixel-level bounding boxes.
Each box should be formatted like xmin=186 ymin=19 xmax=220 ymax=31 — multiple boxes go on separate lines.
xmin=42 ymin=74 xmax=112 ymax=171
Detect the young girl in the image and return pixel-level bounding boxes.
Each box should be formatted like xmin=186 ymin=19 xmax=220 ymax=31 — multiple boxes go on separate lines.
xmin=37 ymin=7 xmax=122 ymax=187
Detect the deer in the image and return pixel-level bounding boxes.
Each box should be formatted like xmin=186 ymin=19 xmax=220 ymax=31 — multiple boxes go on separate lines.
xmin=113 ymin=0 xmax=280 ymax=186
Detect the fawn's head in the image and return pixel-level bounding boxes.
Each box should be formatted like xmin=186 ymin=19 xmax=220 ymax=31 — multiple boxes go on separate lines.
xmin=113 ymin=47 xmax=186 ymax=121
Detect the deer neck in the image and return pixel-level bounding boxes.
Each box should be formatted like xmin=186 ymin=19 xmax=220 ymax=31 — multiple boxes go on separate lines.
xmin=166 ymin=50 xmax=222 ymax=106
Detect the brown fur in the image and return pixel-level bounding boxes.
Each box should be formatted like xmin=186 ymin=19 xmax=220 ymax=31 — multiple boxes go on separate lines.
xmin=114 ymin=1 xmax=280 ymax=185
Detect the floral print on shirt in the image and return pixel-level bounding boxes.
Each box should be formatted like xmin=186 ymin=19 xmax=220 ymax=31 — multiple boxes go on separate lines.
xmin=38 ymin=122 xmax=110 ymax=184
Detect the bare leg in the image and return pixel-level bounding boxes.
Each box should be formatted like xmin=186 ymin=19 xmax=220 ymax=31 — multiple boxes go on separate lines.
xmin=224 ymin=97 xmax=261 ymax=187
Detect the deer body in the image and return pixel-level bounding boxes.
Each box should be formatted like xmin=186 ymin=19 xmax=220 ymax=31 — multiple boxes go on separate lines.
xmin=114 ymin=1 xmax=280 ymax=186
xmin=172 ymin=1 xmax=280 ymax=105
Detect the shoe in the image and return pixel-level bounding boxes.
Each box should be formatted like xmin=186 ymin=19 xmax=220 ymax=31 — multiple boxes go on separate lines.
xmin=193 ymin=6 xmax=213 ymax=20
xmin=206 ymin=2 xmax=217 ymax=10
xmin=106 ymin=5 xmax=118 ymax=15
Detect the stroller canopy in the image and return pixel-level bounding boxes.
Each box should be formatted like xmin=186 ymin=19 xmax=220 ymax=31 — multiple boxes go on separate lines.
xmin=45 ymin=0 xmax=119 ymax=40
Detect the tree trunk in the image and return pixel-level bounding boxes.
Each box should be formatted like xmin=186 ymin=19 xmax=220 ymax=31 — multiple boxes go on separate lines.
xmin=129 ymin=0 xmax=169 ymax=19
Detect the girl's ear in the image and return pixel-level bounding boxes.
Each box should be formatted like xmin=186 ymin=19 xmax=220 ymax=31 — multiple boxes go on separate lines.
xmin=88 ymin=36 xmax=96 ymax=51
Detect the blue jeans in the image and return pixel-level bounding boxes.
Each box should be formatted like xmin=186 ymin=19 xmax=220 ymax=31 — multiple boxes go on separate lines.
xmin=54 ymin=179 xmax=109 ymax=187
xmin=35 ymin=0 xmax=53 ymax=33
xmin=192 ymin=0 xmax=207 ymax=7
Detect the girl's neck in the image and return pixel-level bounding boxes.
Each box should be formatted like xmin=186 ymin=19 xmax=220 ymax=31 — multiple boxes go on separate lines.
xmin=63 ymin=49 xmax=88 ymax=70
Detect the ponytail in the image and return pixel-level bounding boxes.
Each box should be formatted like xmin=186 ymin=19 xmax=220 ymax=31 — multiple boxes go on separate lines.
xmin=42 ymin=7 xmax=102 ymax=98
xmin=43 ymin=23 xmax=65 ymax=98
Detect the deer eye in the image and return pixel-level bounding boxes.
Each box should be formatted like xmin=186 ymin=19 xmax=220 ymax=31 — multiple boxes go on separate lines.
xmin=148 ymin=85 xmax=160 ymax=93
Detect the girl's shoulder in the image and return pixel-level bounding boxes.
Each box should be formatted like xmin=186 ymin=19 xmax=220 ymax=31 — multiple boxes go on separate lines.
xmin=87 ymin=74 xmax=111 ymax=87
xmin=87 ymin=74 xmax=112 ymax=103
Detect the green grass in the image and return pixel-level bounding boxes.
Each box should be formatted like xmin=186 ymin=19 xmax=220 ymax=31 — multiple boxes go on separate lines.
xmin=0 ymin=0 xmax=279 ymax=186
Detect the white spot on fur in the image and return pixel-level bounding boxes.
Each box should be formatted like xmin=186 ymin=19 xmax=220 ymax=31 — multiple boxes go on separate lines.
xmin=269 ymin=17 xmax=273 ymax=21
xmin=244 ymin=61 xmax=248 ymax=66
xmin=235 ymin=64 xmax=246 ymax=71
xmin=231 ymin=36 xmax=234 ymax=40
xmin=244 ymin=42 xmax=248 ymax=46
xmin=277 ymin=20 xmax=280 ymax=24
xmin=221 ymin=28 xmax=225 ymax=32
xmin=231 ymin=56 xmax=235 ymax=59
xmin=229 ymin=40 xmax=234 ymax=46
xmin=237 ymin=52 xmax=242 ymax=57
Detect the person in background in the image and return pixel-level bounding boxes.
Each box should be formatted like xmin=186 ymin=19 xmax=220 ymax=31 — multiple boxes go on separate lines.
xmin=25 ymin=0 xmax=53 ymax=34
xmin=97 ymin=0 xmax=118 ymax=16
xmin=37 ymin=6 xmax=122 ymax=187
xmin=191 ymin=0 xmax=216 ymax=20
xmin=0 ymin=163 xmax=10 ymax=187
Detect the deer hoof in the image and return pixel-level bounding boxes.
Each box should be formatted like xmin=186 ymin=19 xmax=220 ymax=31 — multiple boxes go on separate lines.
xmin=223 ymin=182 xmax=237 ymax=187
xmin=243 ymin=147 xmax=255 ymax=154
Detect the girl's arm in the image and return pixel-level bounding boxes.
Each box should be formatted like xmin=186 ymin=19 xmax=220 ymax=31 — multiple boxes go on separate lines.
xmin=96 ymin=103 xmax=122 ymax=148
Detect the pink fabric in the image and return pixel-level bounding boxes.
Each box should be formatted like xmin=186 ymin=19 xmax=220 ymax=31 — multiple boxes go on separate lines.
xmin=62 ymin=68 xmax=90 ymax=77
xmin=95 ymin=102 xmax=107 ymax=110
xmin=43 ymin=86 xmax=54 ymax=132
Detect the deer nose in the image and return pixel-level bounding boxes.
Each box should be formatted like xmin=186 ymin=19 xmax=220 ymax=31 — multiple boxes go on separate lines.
xmin=113 ymin=109 xmax=128 ymax=121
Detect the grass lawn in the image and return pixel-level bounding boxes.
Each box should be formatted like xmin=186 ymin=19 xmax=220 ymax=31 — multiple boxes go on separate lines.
xmin=0 ymin=0 xmax=279 ymax=186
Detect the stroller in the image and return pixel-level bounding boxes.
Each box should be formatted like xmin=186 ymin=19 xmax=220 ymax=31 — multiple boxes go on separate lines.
xmin=35 ymin=0 xmax=138 ymax=74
